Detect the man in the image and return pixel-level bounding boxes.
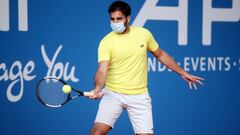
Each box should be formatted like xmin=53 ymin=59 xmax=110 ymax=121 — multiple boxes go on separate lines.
xmin=88 ymin=1 xmax=204 ymax=135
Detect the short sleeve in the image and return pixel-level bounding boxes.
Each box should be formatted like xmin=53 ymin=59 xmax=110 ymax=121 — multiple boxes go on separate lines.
xmin=146 ymin=30 xmax=159 ymax=52
xmin=98 ymin=38 xmax=111 ymax=62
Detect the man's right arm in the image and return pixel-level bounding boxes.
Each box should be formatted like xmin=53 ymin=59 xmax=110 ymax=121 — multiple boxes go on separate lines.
xmin=90 ymin=61 xmax=109 ymax=99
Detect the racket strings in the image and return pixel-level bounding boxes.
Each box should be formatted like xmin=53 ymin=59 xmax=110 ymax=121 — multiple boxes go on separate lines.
xmin=37 ymin=78 xmax=69 ymax=107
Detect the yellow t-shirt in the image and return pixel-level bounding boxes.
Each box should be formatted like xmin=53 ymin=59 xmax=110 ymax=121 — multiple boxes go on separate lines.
xmin=98 ymin=26 xmax=159 ymax=94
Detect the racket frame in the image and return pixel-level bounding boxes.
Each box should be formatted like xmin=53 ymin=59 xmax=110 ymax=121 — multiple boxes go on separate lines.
xmin=36 ymin=76 xmax=84 ymax=108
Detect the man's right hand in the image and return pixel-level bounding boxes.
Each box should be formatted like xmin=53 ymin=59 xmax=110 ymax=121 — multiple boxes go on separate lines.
xmin=86 ymin=89 xmax=103 ymax=99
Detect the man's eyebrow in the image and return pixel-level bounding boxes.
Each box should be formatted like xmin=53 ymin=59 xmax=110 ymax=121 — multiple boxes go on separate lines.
xmin=110 ymin=17 xmax=124 ymax=20
xmin=116 ymin=17 xmax=123 ymax=19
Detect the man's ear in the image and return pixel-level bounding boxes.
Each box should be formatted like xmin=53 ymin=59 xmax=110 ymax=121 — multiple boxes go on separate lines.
xmin=127 ymin=16 xmax=131 ymax=23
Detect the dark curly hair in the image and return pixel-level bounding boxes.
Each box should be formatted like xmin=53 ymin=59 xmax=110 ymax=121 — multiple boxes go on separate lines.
xmin=108 ymin=1 xmax=131 ymax=17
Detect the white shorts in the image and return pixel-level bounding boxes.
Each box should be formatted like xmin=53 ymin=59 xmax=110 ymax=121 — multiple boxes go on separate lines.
xmin=94 ymin=88 xmax=153 ymax=134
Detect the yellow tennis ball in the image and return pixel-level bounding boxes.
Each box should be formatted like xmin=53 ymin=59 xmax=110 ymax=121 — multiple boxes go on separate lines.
xmin=62 ymin=85 xmax=72 ymax=94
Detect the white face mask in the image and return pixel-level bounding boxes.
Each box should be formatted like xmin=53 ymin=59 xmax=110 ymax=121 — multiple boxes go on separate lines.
xmin=111 ymin=21 xmax=126 ymax=33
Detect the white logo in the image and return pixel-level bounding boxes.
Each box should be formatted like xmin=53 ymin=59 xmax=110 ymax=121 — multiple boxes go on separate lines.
xmin=41 ymin=45 xmax=79 ymax=82
xmin=202 ymin=0 xmax=240 ymax=45
xmin=0 ymin=0 xmax=28 ymax=31
xmin=133 ymin=0 xmax=240 ymax=46
xmin=0 ymin=45 xmax=79 ymax=102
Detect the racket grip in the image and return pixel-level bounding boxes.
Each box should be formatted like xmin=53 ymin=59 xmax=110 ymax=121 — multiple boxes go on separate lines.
xmin=83 ymin=91 xmax=95 ymax=97
xmin=83 ymin=91 xmax=103 ymax=98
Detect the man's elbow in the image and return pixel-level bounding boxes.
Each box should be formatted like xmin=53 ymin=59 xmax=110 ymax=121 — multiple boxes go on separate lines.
xmin=152 ymin=48 xmax=163 ymax=59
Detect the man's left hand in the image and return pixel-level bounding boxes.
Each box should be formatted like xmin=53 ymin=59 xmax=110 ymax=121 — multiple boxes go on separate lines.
xmin=181 ymin=73 xmax=204 ymax=90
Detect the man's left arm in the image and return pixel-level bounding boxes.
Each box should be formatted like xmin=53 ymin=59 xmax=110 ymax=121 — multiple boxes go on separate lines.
xmin=151 ymin=48 xmax=204 ymax=90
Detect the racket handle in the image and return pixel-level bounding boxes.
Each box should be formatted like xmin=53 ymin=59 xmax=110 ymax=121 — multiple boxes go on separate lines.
xmin=83 ymin=91 xmax=95 ymax=97
xmin=83 ymin=91 xmax=103 ymax=98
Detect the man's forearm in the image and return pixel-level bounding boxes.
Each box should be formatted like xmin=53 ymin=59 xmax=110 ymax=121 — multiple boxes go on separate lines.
xmin=157 ymin=50 xmax=186 ymax=76
xmin=94 ymin=69 xmax=107 ymax=91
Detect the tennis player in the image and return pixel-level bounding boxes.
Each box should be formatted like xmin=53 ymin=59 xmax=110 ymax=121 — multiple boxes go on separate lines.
xmin=88 ymin=1 xmax=204 ymax=135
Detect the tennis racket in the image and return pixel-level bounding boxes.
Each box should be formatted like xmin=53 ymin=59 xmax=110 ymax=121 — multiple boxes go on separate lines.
xmin=36 ymin=76 xmax=94 ymax=108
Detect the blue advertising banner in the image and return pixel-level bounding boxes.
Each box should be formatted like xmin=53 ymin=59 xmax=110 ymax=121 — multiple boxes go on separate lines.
xmin=0 ymin=0 xmax=240 ymax=135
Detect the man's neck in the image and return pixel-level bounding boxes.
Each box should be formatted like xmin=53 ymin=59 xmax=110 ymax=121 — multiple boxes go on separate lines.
xmin=121 ymin=25 xmax=130 ymax=34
